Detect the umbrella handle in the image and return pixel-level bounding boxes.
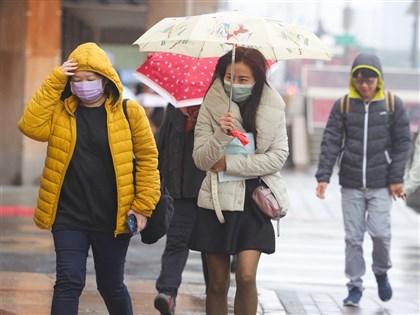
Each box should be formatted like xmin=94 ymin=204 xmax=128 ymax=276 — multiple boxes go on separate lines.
xmin=228 ymin=44 xmax=236 ymax=113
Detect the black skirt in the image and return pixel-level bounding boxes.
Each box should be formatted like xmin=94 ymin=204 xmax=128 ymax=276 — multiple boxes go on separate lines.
xmin=188 ymin=178 xmax=275 ymax=255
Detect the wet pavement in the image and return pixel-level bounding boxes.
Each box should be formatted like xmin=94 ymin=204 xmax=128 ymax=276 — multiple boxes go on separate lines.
xmin=1 ymin=168 xmax=419 ymax=314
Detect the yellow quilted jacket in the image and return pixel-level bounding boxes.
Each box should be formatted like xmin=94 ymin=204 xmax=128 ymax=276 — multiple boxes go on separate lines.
xmin=18 ymin=42 xmax=160 ymax=236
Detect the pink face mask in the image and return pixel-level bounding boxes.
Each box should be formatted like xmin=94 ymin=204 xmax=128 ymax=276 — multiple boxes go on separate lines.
xmin=70 ymin=79 xmax=104 ymax=103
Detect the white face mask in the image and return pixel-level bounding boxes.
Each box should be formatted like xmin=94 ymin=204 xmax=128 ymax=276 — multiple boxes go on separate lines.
xmin=223 ymin=80 xmax=254 ymax=103
xmin=70 ymin=79 xmax=104 ymax=103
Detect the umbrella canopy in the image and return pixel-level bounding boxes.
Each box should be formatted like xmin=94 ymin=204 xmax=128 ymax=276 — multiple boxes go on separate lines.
xmin=133 ymin=53 xmax=217 ymax=108
xmin=133 ymin=10 xmax=330 ymax=145
xmin=133 ymin=10 xmax=332 ymax=61
xmin=133 ymin=52 xmax=279 ymax=108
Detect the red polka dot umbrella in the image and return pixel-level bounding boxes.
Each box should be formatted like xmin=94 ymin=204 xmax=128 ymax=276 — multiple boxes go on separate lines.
xmin=134 ymin=52 xmax=217 ymax=108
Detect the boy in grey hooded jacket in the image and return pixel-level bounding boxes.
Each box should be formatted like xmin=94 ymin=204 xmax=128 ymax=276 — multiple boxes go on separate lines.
xmin=315 ymin=53 xmax=411 ymax=306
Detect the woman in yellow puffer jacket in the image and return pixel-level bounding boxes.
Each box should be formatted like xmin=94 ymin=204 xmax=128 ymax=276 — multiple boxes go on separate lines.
xmin=18 ymin=42 xmax=160 ymax=314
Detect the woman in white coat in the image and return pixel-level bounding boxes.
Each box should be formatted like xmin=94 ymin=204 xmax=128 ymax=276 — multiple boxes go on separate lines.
xmin=189 ymin=47 xmax=289 ymax=315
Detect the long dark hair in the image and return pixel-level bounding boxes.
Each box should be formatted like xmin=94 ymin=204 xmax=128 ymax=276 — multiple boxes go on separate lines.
xmin=210 ymin=46 xmax=269 ymax=133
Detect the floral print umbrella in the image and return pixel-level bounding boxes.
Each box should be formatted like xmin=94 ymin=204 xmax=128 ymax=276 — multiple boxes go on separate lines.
xmin=133 ymin=10 xmax=332 ymax=61
xmin=133 ymin=10 xmax=321 ymax=145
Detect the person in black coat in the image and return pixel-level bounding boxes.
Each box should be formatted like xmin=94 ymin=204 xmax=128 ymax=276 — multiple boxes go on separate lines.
xmin=153 ymin=104 xmax=207 ymax=315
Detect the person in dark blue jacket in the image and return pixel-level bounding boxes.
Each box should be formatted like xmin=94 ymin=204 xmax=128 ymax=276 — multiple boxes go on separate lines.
xmin=315 ymin=53 xmax=411 ymax=307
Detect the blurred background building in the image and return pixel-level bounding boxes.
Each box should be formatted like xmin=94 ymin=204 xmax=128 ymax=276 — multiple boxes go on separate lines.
xmin=1 ymin=0 xmax=219 ymax=186
xmin=1 ymin=0 xmax=419 ymax=186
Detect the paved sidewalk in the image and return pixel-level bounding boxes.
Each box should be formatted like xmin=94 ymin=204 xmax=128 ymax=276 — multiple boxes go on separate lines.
xmin=1 ymin=169 xmax=419 ymax=314
xmin=0 ymin=272 xmax=206 ymax=315
xmin=2 ymin=271 xmax=419 ymax=314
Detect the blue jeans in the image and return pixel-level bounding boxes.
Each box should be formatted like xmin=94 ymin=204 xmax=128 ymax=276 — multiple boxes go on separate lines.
xmin=51 ymin=224 xmax=132 ymax=315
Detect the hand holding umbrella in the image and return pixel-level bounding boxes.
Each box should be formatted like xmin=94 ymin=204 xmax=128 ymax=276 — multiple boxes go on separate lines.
xmin=219 ymin=112 xmax=249 ymax=146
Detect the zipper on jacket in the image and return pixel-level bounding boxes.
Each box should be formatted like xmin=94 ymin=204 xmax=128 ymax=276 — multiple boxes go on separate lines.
xmin=107 ymin=103 xmax=124 ymax=237
xmin=51 ymin=111 xmax=78 ymax=226
xmin=362 ymin=101 xmax=370 ymax=188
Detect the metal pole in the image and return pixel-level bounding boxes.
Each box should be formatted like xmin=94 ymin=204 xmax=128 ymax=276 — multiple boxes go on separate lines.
xmin=186 ymin=0 xmax=193 ymax=16
xmin=410 ymin=1 xmax=419 ymax=68
xmin=228 ymin=44 xmax=236 ymax=112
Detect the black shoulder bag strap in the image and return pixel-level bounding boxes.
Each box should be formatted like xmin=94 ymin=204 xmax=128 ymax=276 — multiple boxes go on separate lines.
xmin=122 ymin=98 xmax=129 ymax=126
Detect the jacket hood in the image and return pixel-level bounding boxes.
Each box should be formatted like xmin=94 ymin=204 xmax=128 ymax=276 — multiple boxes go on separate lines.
xmin=62 ymin=42 xmax=122 ymax=104
xmin=349 ymin=53 xmax=385 ymax=100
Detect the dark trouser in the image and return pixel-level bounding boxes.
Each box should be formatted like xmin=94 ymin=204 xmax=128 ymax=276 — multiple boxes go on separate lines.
xmin=156 ymin=198 xmax=208 ymax=298
xmin=51 ymin=224 xmax=132 ymax=315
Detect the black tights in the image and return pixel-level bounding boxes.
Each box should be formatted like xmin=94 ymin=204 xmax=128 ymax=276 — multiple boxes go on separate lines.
xmin=206 ymin=250 xmax=261 ymax=315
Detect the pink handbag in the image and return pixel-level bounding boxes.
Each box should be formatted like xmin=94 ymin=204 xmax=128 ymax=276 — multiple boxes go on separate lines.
xmin=252 ymin=179 xmax=282 ymax=236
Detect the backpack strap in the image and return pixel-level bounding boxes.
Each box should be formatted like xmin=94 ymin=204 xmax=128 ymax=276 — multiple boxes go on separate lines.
xmin=340 ymin=95 xmax=345 ymax=113
xmin=340 ymin=94 xmax=350 ymax=114
xmin=339 ymin=95 xmax=349 ymax=150
xmin=340 ymin=92 xmax=395 ymax=113
xmin=385 ymin=90 xmax=395 ymax=112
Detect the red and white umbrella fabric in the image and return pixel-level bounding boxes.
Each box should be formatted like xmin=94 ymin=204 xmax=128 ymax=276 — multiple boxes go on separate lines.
xmin=133 ymin=52 xmax=217 ymax=108
xmin=133 ymin=52 xmax=278 ymax=108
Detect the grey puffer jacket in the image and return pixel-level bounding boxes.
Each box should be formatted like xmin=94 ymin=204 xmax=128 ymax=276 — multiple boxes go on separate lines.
xmin=316 ymin=53 xmax=411 ymax=188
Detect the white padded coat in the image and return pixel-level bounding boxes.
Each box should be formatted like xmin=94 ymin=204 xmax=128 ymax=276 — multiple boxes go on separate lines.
xmin=193 ymin=79 xmax=289 ymax=222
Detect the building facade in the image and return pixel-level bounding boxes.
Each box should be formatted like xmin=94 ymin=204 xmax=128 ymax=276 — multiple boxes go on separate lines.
xmin=1 ymin=0 xmax=219 ymax=185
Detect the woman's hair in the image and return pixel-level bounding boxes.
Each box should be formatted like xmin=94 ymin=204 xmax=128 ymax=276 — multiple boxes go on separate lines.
xmin=210 ymin=46 xmax=269 ymax=134
xmin=103 ymin=79 xmax=120 ymax=104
